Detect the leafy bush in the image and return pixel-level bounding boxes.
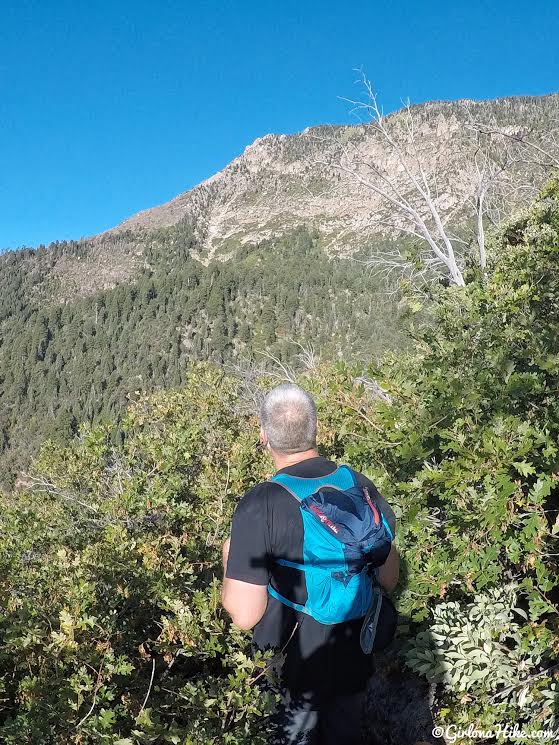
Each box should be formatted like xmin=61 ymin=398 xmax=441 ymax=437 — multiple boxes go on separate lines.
xmin=362 ymin=180 xmax=559 ymax=734
xmin=405 ymin=584 xmax=545 ymax=694
xmin=0 ymin=369 xmax=277 ymax=743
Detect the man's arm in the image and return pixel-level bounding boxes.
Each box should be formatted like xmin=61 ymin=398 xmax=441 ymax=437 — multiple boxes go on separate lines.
xmin=378 ymin=542 xmax=400 ymax=592
xmin=221 ymin=537 xmax=268 ymax=630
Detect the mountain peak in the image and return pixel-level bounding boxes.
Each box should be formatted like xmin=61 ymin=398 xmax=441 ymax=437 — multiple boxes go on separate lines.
xmin=108 ymin=93 xmax=559 ymax=261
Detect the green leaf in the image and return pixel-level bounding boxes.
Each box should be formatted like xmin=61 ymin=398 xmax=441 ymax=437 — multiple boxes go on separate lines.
xmin=513 ymin=461 xmax=536 ymax=477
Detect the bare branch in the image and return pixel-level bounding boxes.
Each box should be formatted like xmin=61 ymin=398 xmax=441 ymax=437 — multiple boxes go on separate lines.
xmin=467 ymin=122 xmax=559 ymax=170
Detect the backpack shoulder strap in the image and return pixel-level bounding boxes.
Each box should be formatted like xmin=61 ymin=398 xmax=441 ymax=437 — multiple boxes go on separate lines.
xmin=267 ymin=473 xmax=302 ymax=502
xmin=339 ymin=464 xmax=358 ymax=486
xmin=269 ymin=464 xmax=356 ymax=502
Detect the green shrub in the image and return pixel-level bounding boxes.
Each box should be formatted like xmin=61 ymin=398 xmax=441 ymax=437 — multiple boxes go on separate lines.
xmin=0 ymin=368 xmax=275 ymax=743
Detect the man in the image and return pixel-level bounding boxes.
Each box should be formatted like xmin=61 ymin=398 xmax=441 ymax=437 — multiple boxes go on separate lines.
xmin=222 ymin=383 xmax=399 ymax=744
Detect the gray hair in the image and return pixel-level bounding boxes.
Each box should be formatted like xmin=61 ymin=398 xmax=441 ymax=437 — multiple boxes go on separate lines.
xmin=260 ymin=384 xmax=317 ymax=454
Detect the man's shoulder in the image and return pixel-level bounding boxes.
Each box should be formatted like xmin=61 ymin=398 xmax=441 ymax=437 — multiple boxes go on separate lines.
xmin=234 ymin=479 xmax=289 ymax=515
xmin=350 ymin=468 xmax=384 ymax=497
xmin=235 ymin=480 xmax=269 ymax=512
xmin=351 ymin=469 xmax=378 ymax=489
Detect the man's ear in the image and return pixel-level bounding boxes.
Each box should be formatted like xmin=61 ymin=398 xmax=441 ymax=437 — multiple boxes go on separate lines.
xmin=259 ymin=427 xmax=268 ymax=447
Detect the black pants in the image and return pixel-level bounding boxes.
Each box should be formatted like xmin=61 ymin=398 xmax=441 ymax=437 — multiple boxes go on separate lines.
xmin=269 ymin=689 xmax=366 ymax=745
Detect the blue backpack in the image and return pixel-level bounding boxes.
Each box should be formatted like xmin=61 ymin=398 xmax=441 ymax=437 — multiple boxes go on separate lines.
xmin=267 ymin=465 xmax=394 ymax=652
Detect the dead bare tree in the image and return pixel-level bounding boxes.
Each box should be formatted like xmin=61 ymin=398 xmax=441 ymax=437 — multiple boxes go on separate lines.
xmin=223 ymin=352 xmax=298 ymax=416
xmin=470 ymin=131 xmax=520 ymax=271
xmin=312 ymin=72 xmax=467 ymax=286
xmin=311 ymin=73 xmax=559 ymax=288
xmin=464 ymin=101 xmax=559 ymax=271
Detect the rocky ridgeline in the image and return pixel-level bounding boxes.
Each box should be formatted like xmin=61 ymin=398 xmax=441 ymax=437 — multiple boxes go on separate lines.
xmin=109 ymin=94 xmax=559 ymax=261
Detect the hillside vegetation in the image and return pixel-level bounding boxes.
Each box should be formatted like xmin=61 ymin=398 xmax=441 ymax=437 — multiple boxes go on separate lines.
xmin=1 ymin=185 xmax=558 ymax=743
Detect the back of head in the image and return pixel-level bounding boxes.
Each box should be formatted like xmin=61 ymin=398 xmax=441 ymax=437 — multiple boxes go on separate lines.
xmin=260 ymin=384 xmax=317 ymax=454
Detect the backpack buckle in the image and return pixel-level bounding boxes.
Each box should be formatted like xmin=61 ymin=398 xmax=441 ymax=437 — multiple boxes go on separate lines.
xmin=331 ymin=570 xmax=354 ymax=587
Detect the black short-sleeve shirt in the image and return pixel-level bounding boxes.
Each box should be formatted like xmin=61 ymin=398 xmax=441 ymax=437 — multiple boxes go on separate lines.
xmin=226 ymin=456 xmax=396 ymax=699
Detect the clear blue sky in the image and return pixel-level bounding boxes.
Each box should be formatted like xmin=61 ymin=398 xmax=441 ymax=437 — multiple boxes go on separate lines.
xmin=1 ymin=0 xmax=558 ymax=249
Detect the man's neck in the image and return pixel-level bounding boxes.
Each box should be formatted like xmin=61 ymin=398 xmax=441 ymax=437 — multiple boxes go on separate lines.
xmin=272 ymin=448 xmax=320 ymax=472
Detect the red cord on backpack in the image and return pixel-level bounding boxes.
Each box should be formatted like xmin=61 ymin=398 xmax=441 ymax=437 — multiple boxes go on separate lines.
xmin=363 ymin=487 xmax=380 ymax=526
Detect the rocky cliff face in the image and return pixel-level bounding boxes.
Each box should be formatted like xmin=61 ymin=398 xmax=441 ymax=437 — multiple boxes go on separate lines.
xmin=109 ymin=95 xmax=559 ymax=262
xmin=8 ymin=94 xmax=556 ymax=303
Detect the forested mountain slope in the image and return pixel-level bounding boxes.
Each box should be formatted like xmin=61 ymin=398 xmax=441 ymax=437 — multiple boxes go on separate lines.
xmin=0 ymin=226 xmax=402 ymax=485
xmin=0 ymin=93 xmax=557 ymax=484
